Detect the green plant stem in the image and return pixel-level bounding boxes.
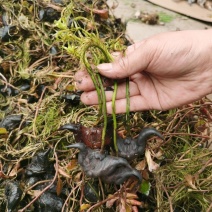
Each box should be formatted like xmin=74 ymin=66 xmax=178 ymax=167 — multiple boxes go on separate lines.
xmin=81 ymin=42 xmax=114 ymax=150
xmin=96 ymin=73 xmax=107 ymax=150
xmin=126 ymin=77 xmax=130 ymax=135
xmin=112 ymin=81 xmax=118 ymax=152
xmin=57 ymin=8 xmax=120 ymax=150
xmin=82 ymin=53 xmax=102 ymax=112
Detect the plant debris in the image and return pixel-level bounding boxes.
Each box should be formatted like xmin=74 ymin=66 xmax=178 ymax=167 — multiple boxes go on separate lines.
xmin=0 ymin=0 xmax=211 ymax=211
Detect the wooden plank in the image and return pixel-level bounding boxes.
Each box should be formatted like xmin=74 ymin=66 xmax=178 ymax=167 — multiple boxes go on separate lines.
xmin=148 ymin=0 xmax=212 ymax=22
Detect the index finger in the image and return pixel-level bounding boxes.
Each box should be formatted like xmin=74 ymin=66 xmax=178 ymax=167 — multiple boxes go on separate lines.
xmin=74 ymin=70 xmax=114 ymax=91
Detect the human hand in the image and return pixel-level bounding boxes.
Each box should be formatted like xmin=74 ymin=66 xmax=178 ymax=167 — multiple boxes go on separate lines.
xmin=75 ymin=30 xmax=212 ymax=113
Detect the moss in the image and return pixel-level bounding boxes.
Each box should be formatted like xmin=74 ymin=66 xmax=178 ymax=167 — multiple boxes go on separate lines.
xmin=159 ymin=12 xmax=174 ymax=23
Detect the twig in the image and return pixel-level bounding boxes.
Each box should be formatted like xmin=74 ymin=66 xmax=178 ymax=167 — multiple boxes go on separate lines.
xmin=160 ymin=183 xmax=173 ymax=212
xmin=61 ymin=183 xmax=81 ymax=212
xmin=26 ymin=180 xmax=52 ymax=192
xmin=194 ymin=158 xmax=212 ymax=177
xmin=112 ymin=81 xmax=118 ymax=152
xmin=99 ymin=178 xmax=105 ymax=200
xmin=87 ymin=192 xmax=119 ymax=212
xmin=0 ymin=72 xmax=8 ymax=91
xmin=163 ymin=132 xmax=211 ymax=139
xmin=206 ymin=202 xmax=212 ymax=212
xmin=79 ymin=173 xmax=85 ymax=208
xmin=125 ymin=77 xmax=130 ymax=135
xmin=86 ymin=185 xmax=128 ymax=212
xmin=199 ymin=175 xmax=212 ymax=186
xmin=178 ymin=142 xmax=204 ymax=161
xmin=32 ymin=86 xmax=47 ymax=135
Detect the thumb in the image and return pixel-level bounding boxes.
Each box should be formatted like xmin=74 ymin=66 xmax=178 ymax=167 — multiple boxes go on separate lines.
xmin=97 ymin=41 xmax=151 ymax=79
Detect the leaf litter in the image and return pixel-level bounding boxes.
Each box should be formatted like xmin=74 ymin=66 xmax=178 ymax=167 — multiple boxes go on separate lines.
xmin=0 ymin=0 xmax=211 ymax=211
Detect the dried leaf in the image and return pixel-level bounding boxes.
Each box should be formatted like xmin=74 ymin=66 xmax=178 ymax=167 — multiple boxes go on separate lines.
xmin=74 ymin=172 xmax=82 ymax=182
xmin=32 ymin=190 xmax=42 ymax=198
xmin=154 ymin=150 xmax=164 ymax=159
xmin=126 ymin=193 xmax=138 ymax=200
xmin=58 ymin=165 xmax=71 ymax=178
xmin=56 ymin=176 xmax=63 ymax=196
xmin=0 ymin=171 xmax=9 ymax=179
xmin=120 ymin=198 xmax=126 ymax=212
xmin=66 ymin=159 xmax=78 ymax=171
xmin=145 ymin=149 xmax=160 ymax=172
xmin=119 ymin=205 xmax=126 ymax=212
xmin=132 ymin=205 xmax=139 ymax=212
xmin=200 ymin=107 xmax=212 ymax=121
xmin=185 ymin=174 xmax=197 ymax=189
xmin=141 ymin=169 xmax=149 ymax=180
xmin=106 ymin=195 xmax=118 ymax=208
xmin=125 ymin=204 xmax=132 ymax=212
xmin=126 ymin=199 xmax=142 ymax=206
xmin=135 ymin=159 xmax=146 ymax=171
xmin=28 ymin=5 xmax=34 ymax=13
xmin=9 ymin=163 xmax=21 ymax=177
xmin=93 ymin=9 xmax=109 ymax=19
xmin=80 ymin=203 xmax=91 ymax=211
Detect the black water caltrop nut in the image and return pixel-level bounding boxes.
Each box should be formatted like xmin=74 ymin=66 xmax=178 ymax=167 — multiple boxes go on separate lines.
xmin=0 ymin=25 xmax=17 ymax=42
xmin=0 ymin=85 xmax=18 ymax=96
xmin=0 ymin=82 xmax=31 ymax=97
xmin=59 ymin=123 xmax=112 ymax=149
xmin=25 ymin=176 xmax=40 ymax=187
xmin=67 ymin=143 xmax=142 ymax=185
xmin=39 ymin=8 xmax=60 ymax=23
xmin=0 ymin=114 xmax=23 ymax=131
xmin=25 ymin=148 xmax=51 ymax=176
xmin=34 ymin=192 xmax=64 ymax=212
xmin=5 ymin=181 xmax=23 ymax=212
xmin=117 ymin=128 xmax=164 ymax=161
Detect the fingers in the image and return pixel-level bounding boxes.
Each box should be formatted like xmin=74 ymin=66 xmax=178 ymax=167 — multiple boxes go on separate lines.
xmin=81 ymin=95 xmax=152 ymax=114
xmin=75 ymin=70 xmax=114 ymax=91
xmin=80 ymin=81 xmax=140 ymax=104
xmin=105 ymin=96 xmax=151 ymax=114
xmin=74 ymin=70 xmax=94 ymax=91
xmin=75 ymin=52 xmax=125 ymax=91
xmin=74 ymin=41 xmax=146 ymax=91
xmin=97 ymin=40 xmax=151 ymax=79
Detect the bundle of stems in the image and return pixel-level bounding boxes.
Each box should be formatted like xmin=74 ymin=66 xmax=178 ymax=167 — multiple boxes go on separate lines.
xmin=55 ymin=1 xmax=130 ymax=151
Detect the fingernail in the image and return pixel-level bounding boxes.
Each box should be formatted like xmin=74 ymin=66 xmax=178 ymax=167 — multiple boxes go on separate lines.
xmin=97 ymin=63 xmax=112 ymax=72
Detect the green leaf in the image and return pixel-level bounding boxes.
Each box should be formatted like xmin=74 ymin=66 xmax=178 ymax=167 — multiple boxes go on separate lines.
xmin=139 ymin=180 xmax=151 ymax=196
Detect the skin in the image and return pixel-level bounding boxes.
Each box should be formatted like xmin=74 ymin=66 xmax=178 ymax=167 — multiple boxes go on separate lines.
xmin=75 ymin=30 xmax=212 ymax=114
